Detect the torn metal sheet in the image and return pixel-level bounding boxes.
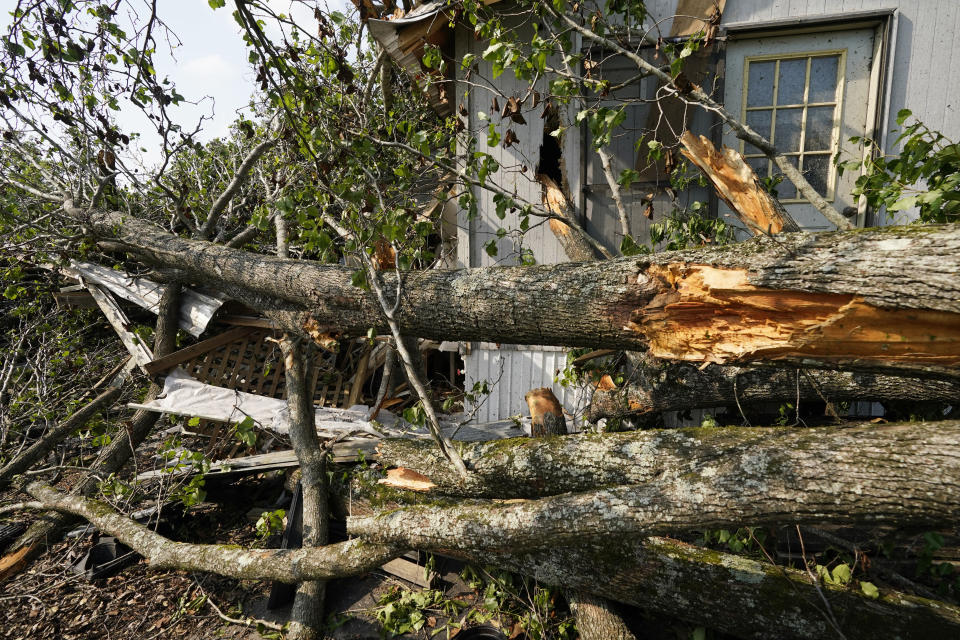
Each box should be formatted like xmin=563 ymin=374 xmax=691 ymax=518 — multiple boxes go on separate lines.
xmin=368 ymin=1 xmax=453 ymax=116
xmin=130 ymin=369 xmax=401 ymax=439
xmin=86 ymin=284 xmax=154 ymax=372
xmin=66 ymin=261 xmax=227 ymax=337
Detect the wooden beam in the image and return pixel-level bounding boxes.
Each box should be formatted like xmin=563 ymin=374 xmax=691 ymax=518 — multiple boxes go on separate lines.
xmin=86 ymin=284 xmax=153 ymax=372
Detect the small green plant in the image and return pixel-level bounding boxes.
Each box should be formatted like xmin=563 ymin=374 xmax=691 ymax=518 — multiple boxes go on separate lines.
xmin=374 ymin=586 xmax=449 ymax=637
xmin=255 ymin=509 xmax=286 ymax=538
xmin=701 ymin=527 xmax=768 ymax=554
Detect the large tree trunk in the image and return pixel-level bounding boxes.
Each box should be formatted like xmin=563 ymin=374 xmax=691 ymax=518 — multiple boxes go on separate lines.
xmin=375 ymin=420 xmax=960 ymax=499
xmin=350 ymin=421 xmax=960 ymax=552
xmin=587 ymin=355 xmax=960 ymax=421
xmin=472 ymin=537 xmax=960 ymax=640
xmin=27 ymin=480 xmax=960 ymax=640
xmin=281 ymin=336 xmax=329 ymax=640
xmin=81 ymin=206 xmax=960 ymax=378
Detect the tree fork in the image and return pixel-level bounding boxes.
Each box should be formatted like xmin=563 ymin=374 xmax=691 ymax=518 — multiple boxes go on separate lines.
xmin=81 ymin=205 xmax=960 ymax=378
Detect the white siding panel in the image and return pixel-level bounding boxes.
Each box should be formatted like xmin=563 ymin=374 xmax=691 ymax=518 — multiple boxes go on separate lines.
xmin=463 ymin=346 xmax=590 ymax=426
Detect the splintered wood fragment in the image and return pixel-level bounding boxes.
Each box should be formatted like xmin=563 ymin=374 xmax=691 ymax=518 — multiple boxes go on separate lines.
xmin=596 ymin=375 xmax=617 ymax=391
xmin=86 ymin=284 xmax=154 ymax=372
xmin=378 ymin=467 xmax=437 ymax=492
xmin=679 ymin=131 xmax=801 ymax=233
xmin=630 ymin=263 xmax=960 ymax=366
xmin=302 ymin=317 xmax=340 ymax=352
xmin=525 ymin=387 xmax=567 ymax=437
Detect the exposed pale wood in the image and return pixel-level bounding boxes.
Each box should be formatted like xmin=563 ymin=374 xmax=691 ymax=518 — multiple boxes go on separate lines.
xmin=378 ymin=467 xmax=437 ymax=492
xmin=524 ymin=387 xmax=567 ymax=437
xmin=144 ymin=327 xmax=255 ymax=376
xmin=680 ymin=131 xmax=801 ymax=233
xmin=380 ymin=555 xmax=436 ymax=588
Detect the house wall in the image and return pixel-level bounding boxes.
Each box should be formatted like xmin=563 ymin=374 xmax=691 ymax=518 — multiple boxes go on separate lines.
xmin=719 ymin=1 xmax=960 ymax=225
xmin=456 ymin=2 xmax=959 ymax=423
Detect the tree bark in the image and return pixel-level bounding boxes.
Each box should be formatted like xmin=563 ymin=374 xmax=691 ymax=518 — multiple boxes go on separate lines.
xmin=0 ymin=386 xmax=121 ymax=489
xmin=280 ymin=336 xmax=329 ymax=640
xmin=587 ymin=355 xmax=960 ymax=421
xmin=376 ymin=420 xmax=960 ymax=499
xmin=23 ymin=482 xmax=400 ymax=582
xmin=82 ymin=206 xmax=960 ymax=378
xmin=351 ymin=421 xmax=960 ymax=551
xmin=472 ymin=537 xmax=960 ymax=640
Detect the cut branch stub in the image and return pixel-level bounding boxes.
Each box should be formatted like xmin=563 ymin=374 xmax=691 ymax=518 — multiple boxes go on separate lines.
xmin=680 ymin=131 xmax=801 ymax=233
xmin=524 ymin=387 xmax=567 ymax=437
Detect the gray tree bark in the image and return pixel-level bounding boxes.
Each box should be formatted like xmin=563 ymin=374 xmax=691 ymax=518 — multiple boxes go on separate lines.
xmin=351 ymin=421 xmax=960 ymax=551
xmin=80 ymin=205 xmax=960 ymax=379
xmin=280 ymin=336 xmax=329 ymax=640
xmin=587 ymin=355 xmax=960 ymax=421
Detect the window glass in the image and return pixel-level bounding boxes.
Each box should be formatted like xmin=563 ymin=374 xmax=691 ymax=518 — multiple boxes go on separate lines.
xmin=777 ymin=58 xmax=807 ymax=105
xmin=741 ymin=52 xmax=844 ymax=201
xmin=809 ymin=56 xmax=840 ymax=102
xmin=747 ymin=61 xmax=775 ymax=107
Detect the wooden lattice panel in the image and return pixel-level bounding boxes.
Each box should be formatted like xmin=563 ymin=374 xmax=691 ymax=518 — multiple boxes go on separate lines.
xmin=178 ymin=328 xmax=364 ymax=407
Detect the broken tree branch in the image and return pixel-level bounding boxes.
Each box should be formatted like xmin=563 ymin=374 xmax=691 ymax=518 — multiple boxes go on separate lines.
xmin=680 ymin=131 xmax=801 ymax=233
xmin=23 ymin=482 xmax=401 ymax=582
xmin=0 ymin=386 xmax=122 ymax=489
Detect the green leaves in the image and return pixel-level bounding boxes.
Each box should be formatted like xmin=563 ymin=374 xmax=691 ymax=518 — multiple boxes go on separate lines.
xmin=847 ymin=111 xmax=960 ymax=223
xmin=860 ymin=581 xmax=880 ymax=599
xmin=208 ymin=0 xmax=226 ymax=8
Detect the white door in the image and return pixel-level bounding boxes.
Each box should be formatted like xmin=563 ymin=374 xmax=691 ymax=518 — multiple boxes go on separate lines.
xmin=723 ymin=28 xmax=876 ymax=230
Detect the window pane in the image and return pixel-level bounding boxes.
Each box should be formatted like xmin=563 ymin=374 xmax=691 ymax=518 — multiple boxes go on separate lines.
xmin=805 ymin=106 xmax=836 ymax=151
xmin=746 ymin=109 xmax=772 ymax=142
xmin=747 ymin=61 xmax=775 ymax=107
xmin=774 ymin=108 xmax=803 ymax=152
xmin=777 ymin=58 xmax=807 ymax=105
xmin=803 ymin=154 xmax=831 ymax=195
xmin=746 ymin=156 xmax=769 ymax=180
xmin=773 ymin=156 xmax=799 ymax=200
xmin=809 ymin=56 xmax=840 ymax=102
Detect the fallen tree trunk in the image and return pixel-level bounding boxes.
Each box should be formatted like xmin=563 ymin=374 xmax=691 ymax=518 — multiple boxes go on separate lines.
xmin=352 ymin=421 xmax=960 ymax=551
xmin=587 ymin=355 xmax=960 ymax=421
xmin=473 ymin=537 xmax=960 ymax=640
xmin=375 ymin=420 xmax=960 ymax=499
xmin=27 ymin=478 xmax=960 ymax=640
xmin=0 ymin=386 xmax=121 ymax=488
xmin=81 ymin=204 xmax=960 ymax=378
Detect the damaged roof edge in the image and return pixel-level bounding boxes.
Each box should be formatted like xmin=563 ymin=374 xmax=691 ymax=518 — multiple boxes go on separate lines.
xmin=65 ymin=260 xmax=227 ymax=338
xmin=368 ymin=2 xmax=454 ymax=116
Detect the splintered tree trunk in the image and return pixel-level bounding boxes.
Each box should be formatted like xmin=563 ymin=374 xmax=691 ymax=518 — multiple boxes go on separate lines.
xmin=587 ymin=354 xmax=960 ymax=421
xmin=352 ymin=421 xmax=960 ymax=551
xmin=82 ymin=207 xmax=960 ymax=379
